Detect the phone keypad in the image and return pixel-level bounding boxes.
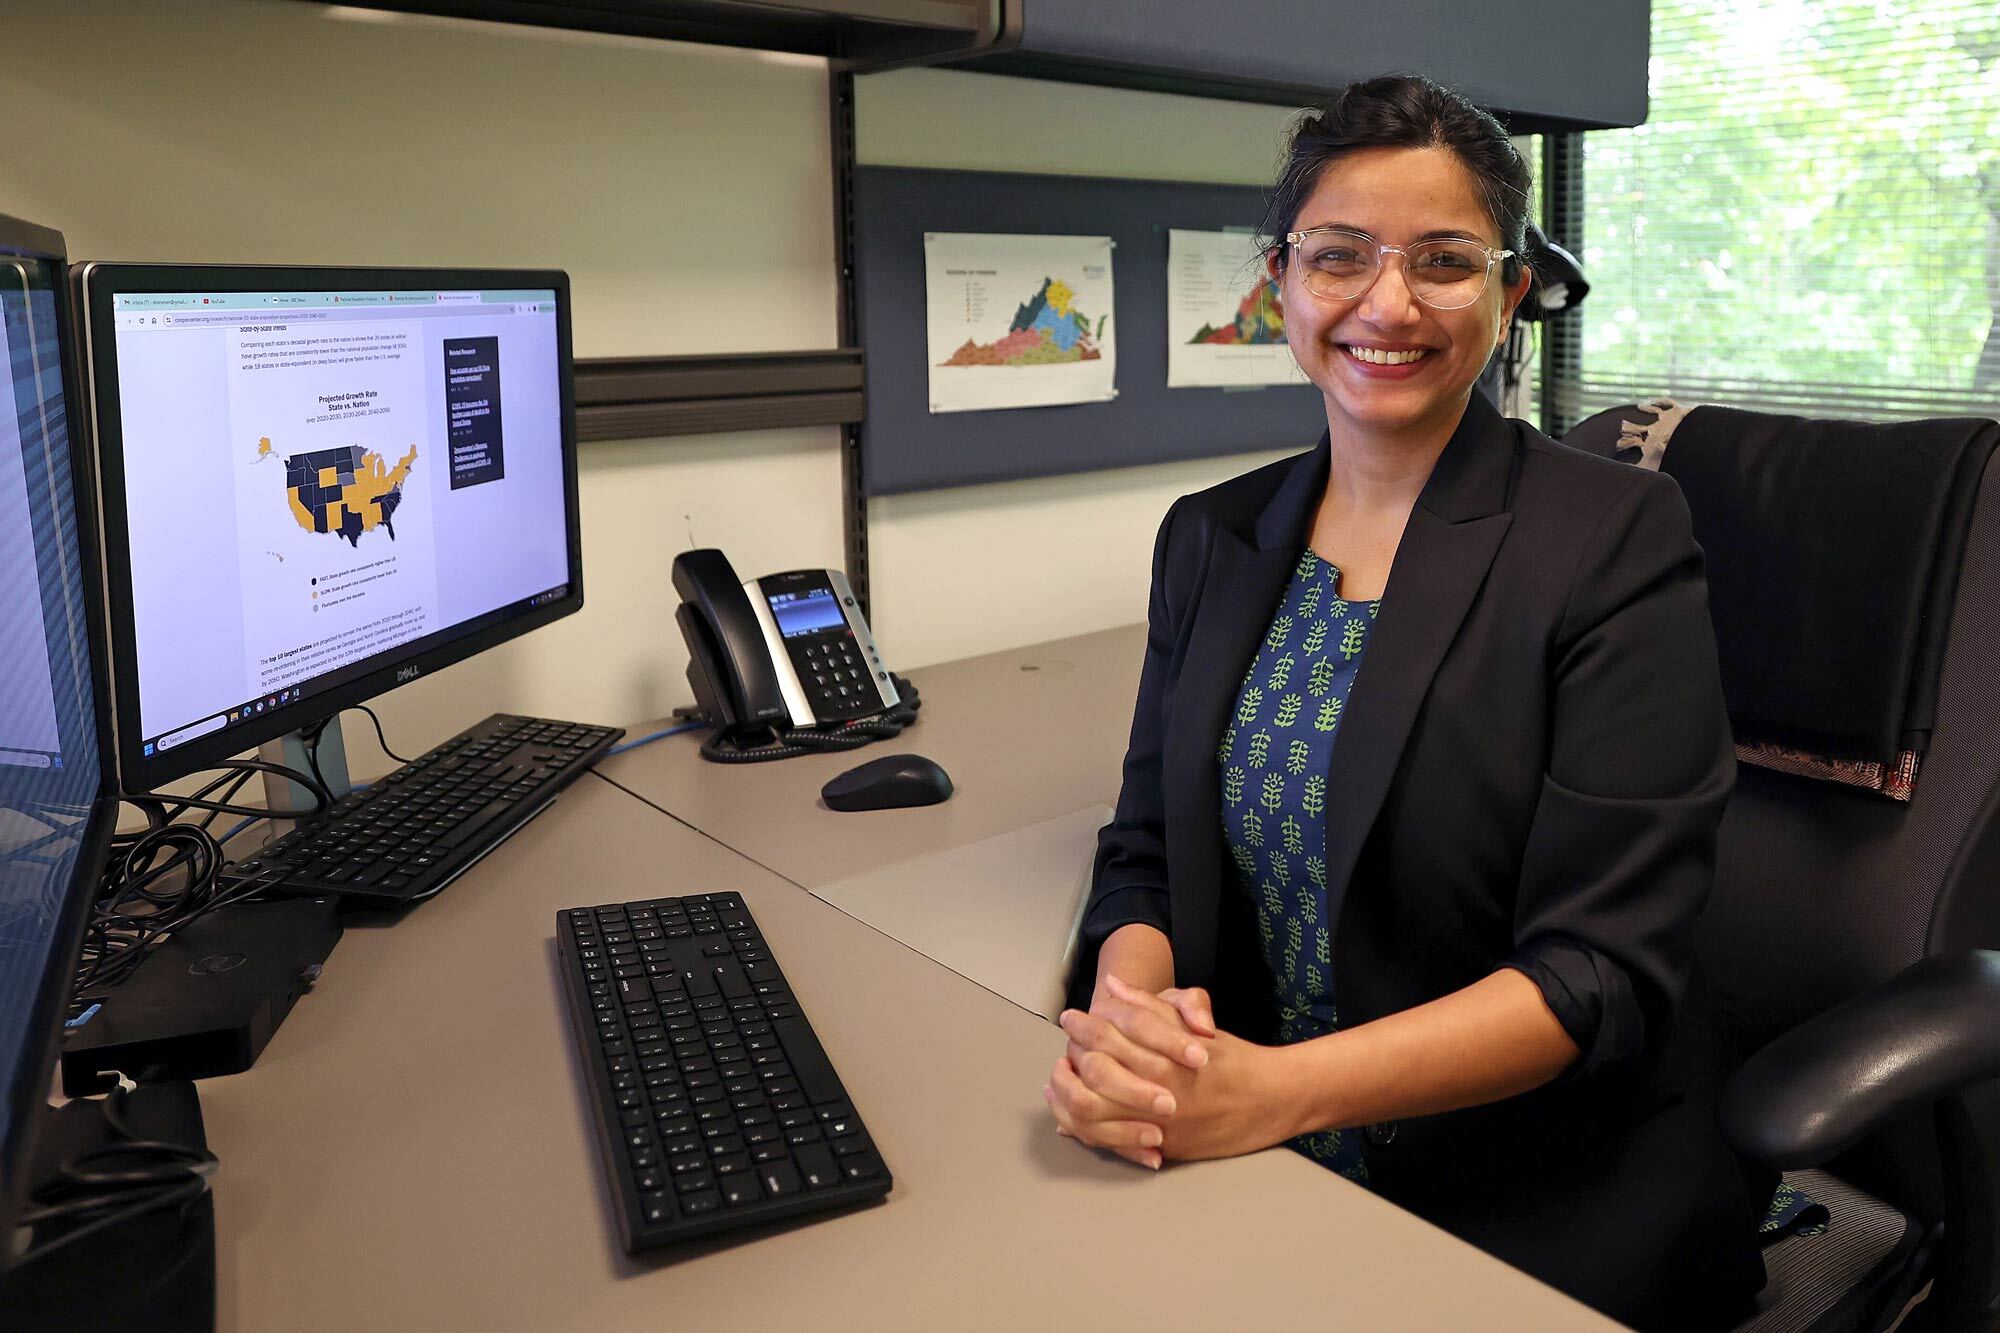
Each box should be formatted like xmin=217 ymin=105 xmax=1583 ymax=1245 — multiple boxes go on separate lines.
xmin=793 ymin=636 xmax=886 ymax=722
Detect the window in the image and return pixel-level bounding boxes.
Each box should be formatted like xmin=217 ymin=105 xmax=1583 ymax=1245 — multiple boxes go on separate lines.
xmin=1545 ymin=1 xmax=2000 ymax=434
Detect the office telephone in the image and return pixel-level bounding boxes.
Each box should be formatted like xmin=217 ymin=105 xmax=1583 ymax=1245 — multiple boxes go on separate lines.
xmin=671 ymin=549 xmax=918 ymax=762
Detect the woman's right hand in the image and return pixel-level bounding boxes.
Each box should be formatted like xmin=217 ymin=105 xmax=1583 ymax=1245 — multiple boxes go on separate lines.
xmin=1045 ymin=974 xmax=1218 ymax=1169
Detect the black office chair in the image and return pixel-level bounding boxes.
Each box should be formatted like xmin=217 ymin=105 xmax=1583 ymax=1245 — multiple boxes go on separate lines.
xmin=1563 ymin=401 xmax=2000 ymax=1333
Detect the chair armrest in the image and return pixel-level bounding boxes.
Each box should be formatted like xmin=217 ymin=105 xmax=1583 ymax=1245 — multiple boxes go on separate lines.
xmin=1718 ymin=950 xmax=2000 ymax=1169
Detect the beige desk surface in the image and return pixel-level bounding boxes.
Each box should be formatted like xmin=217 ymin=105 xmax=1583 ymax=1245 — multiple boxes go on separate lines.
xmin=199 ymin=773 xmax=1618 ymax=1332
xmin=814 ymin=803 xmax=1109 ymax=1020
xmin=598 ymin=623 xmax=1148 ymax=891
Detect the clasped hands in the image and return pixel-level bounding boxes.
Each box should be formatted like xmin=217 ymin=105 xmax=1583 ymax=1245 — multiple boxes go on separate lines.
xmin=1042 ymin=975 xmax=1301 ymax=1170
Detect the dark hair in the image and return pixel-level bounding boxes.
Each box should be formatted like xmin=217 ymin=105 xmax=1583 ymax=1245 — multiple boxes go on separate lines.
xmin=1264 ymin=74 xmax=1533 ymax=287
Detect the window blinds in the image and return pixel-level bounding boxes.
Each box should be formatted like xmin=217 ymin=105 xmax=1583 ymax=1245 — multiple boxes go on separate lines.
xmin=1545 ymin=1 xmax=2000 ymax=435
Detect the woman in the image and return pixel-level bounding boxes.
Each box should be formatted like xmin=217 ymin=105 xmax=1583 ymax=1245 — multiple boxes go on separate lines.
xmin=1044 ymin=75 xmax=1768 ymax=1330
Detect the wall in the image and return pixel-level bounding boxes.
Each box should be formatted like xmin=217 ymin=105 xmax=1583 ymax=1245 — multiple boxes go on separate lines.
xmin=1 ymin=6 xmax=1322 ymax=773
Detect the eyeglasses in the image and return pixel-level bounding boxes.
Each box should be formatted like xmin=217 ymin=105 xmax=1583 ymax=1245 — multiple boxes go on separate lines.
xmin=1284 ymin=227 xmax=1514 ymax=310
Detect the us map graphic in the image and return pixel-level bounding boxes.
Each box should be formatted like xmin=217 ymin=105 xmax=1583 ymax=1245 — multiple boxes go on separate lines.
xmin=257 ymin=436 xmax=419 ymax=548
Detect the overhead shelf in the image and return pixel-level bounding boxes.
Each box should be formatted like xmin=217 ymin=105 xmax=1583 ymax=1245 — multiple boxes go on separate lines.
xmin=316 ymin=0 xmax=999 ymax=64
xmin=307 ymin=1 xmax=1649 ymax=131
xmin=948 ymin=0 xmax=1650 ymax=132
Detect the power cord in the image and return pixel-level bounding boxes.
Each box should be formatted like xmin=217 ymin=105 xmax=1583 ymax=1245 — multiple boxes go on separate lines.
xmin=8 ymin=1076 xmax=216 ymax=1270
xmin=697 ymin=674 xmax=922 ymax=764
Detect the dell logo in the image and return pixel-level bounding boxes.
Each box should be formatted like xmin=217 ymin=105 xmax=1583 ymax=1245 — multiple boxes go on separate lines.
xmin=396 ymin=666 xmax=421 ymax=683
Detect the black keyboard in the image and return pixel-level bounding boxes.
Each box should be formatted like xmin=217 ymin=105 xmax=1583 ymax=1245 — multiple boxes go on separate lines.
xmin=556 ymin=892 xmax=892 ymax=1250
xmin=225 ymin=713 xmax=622 ymax=909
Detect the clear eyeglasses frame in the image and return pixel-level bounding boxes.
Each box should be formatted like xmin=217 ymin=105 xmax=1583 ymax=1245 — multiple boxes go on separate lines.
xmin=1283 ymin=226 xmax=1515 ymax=311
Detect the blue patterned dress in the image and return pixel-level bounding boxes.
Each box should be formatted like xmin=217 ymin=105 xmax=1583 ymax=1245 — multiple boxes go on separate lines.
xmin=1218 ymin=547 xmax=1379 ymax=1184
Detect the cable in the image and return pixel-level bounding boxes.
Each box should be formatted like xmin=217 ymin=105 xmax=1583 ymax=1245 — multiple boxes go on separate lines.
xmin=697 ymin=675 xmax=923 ymax=764
xmin=302 ymin=717 xmax=332 ymax=801
xmin=10 ymin=1082 xmax=216 ymax=1270
xmin=348 ymin=702 xmax=415 ymax=765
xmin=70 ymin=754 xmax=332 ymax=1009
xmin=607 ymin=721 xmax=705 ymax=756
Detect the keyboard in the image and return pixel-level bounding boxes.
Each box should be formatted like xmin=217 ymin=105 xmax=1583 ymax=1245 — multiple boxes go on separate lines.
xmin=556 ymin=892 xmax=892 ymax=1250
xmin=225 ymin=713 xmax=623 ymax=909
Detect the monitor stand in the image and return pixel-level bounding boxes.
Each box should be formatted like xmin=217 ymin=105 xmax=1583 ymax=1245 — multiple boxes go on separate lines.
xmin=0 ymin=1082 xmax=216 ymax=1332
xmin=259 ymin=715 xmax=352 ymax=825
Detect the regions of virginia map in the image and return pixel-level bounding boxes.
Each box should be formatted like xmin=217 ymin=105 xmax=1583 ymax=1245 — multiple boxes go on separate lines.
xmin=259 ymin=436 xmax=418 ymax=548
xmin=924 ymin=232 xmax=1116 ymax=413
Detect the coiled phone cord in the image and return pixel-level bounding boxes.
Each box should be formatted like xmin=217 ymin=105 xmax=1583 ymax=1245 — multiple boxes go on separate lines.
xmin=698 ymin=674 xmax=921 ymax=764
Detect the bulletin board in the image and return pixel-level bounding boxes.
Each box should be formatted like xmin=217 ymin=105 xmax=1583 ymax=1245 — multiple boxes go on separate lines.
xmin=853 ymin=166 xmax=1327 ymax=496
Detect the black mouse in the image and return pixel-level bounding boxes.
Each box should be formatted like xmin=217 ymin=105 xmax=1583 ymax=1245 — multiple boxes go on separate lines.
xmin=821 ymin=753 xmax=954 ymax=812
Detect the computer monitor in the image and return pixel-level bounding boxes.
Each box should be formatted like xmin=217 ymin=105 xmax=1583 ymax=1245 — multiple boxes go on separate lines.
xmin=70 ymin=264 xmax=583 ymax=793
xmin=0 ymin=215 xmax=116 ymax=1256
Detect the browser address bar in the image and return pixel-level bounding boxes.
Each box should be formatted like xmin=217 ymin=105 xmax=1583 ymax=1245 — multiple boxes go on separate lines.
xmin=154 ymin=309 xmax=334 ymax=327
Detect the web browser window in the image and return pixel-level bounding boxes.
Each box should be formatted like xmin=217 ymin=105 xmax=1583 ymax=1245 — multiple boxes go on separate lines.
xmin=107 ymin=288 xmax=570 ymax=755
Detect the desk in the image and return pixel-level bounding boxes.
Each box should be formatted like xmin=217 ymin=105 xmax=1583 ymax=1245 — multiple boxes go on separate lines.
xmin=600 ymin=625 xmax=1144 ymax=1018
xmin=199 ymin=773 xmax=1618 ymax=1331
xmin=599 ymin=623 xmax=1148 ymax=891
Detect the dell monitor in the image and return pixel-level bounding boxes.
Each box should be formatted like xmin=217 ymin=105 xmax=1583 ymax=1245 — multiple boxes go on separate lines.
xmin=0 ymin=215 xmax=117 ymax=1258
xmin=70 ymin=264 xmax=583 ymax=793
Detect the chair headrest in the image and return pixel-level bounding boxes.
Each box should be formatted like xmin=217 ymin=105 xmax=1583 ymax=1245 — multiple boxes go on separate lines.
xmin=1563 ymin=402 xmax=1997 ymax=800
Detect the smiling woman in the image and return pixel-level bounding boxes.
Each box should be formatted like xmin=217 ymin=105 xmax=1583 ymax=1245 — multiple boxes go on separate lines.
xmin=1048 ymin=75 xmax=1770 ymax=1332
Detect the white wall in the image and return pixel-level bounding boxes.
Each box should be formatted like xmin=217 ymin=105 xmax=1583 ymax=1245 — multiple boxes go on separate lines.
xmin=2 ymin=6 xmax=1320 ymax=772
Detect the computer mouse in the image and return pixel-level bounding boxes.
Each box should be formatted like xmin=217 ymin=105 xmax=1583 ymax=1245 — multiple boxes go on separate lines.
xmin=821 ymin=753 xmax=954 ymax=812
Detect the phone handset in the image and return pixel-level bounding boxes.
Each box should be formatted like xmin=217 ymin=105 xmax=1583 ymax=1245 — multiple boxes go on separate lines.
xmin=671 ymin=549 xmax=916 ymax=762
xmin=671 ymin=548 xmax=789 ymax=737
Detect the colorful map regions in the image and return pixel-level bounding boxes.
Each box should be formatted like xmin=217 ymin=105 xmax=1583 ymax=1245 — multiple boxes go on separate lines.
xmin=938 ymin=276 xmax=1106 ymax=367
xmin=1189 ymin=275 xmax=1286 ymax=346
xmin=270 ymin=437 xmax=418 ymax=548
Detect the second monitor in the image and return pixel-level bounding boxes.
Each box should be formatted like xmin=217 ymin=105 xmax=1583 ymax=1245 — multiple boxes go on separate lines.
xmin=70 ymin=265 xmax=583 ymax=793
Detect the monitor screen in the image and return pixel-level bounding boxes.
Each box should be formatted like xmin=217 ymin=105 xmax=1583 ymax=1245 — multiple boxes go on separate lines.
xmin=76 ymin=266 xmax=582 ymax=791
xmin=0 ymin=227 xmax=111 ymax=1249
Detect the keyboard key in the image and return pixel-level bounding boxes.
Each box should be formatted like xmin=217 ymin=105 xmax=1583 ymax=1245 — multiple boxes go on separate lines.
xmin=720 ymin=1175 xmax=761 ymax=1207
xmin=714 ymin=962 xmax=751 ymax=999
xmin=795 ymin=1144 xmax=839 ymax=1189
xmin=758 ymin=1159 xmax=803 ymax=1198
xmin=679 ymin=1189 xmax=720 ymax=1216
xmin=772 ymin=1017 xmax=846 ymax=1105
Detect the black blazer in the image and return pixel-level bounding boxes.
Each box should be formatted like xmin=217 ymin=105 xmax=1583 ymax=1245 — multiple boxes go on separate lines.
xmin=1071 ymin=392 xmax=1767 ymax=1331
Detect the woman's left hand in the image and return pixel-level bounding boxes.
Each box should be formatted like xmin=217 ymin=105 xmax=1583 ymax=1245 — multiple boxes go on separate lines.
xmin=1051 ymin=976 xmax=1307 ymax=1164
